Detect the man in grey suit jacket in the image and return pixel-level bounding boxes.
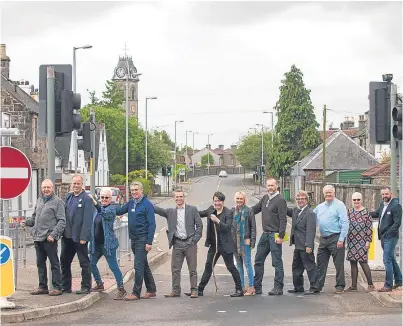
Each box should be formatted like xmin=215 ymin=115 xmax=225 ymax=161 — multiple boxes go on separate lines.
xmin=287 ymin=190 xmax=319 ymax=295
xmin=154 ymin=190 xmax=203 ymax=298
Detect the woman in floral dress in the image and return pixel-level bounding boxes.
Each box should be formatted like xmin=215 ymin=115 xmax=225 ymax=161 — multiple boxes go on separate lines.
xmin=346 ymin=192 xmax=375 ymax=292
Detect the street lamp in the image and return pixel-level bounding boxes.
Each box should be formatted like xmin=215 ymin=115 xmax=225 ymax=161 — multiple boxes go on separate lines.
xmin=263 ymin=111 xmax=274 ymax=147
xmin=125 ymin=70 xmax=142 ymax=202
xmin=207 ymin=133 xmax=213 ymax=175
xmin=72 ymin=44 xmax=92 ymax=173
xmin=145 ymin=97 xmax=158 ymax=180
xmin=174 ymin=120 xmax=184 ymax=185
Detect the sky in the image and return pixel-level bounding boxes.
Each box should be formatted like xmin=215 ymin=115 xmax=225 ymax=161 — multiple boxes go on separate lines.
xmin=1 ymin=1 xmax=402 ymax=151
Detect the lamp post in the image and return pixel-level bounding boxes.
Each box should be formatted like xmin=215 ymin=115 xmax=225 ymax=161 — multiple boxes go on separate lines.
xmin=263 ymin=111 xmax=274 ymax=147
xmin=145 ymin=97 xmax=157 ymax=180
xmin=72 ymin=44 xmax=92 ymax=173
xmin=192 ymin=132 xmax=198 ymax=173
xmin=207 ymin=133 xmax=213 ymax=175
xmin=185 ymin=130 xmax=192 ymax=181
xmin=174 ymin=120 xmax=184 ymax=185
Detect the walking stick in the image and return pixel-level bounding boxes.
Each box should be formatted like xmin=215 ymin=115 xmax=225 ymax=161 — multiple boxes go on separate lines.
xmin=212 ymin=222 xmax=219 ymax=298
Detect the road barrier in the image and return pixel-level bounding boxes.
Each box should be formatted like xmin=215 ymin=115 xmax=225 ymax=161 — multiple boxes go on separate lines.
xmin=368 ymin=221 xmax=385 ymax=271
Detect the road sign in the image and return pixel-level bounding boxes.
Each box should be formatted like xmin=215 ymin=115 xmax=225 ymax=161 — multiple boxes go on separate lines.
xmin=0 ymin=236 xmax=15 ymax=297
xmin=0 ymin=146 xmax=32 ymax=200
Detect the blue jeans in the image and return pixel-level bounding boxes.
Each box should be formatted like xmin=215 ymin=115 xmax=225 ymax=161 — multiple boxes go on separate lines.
xmin=254 ymin=233 xmax=284 ymax=290
xmin=381 ymin=237 xmax=402 ymax=289
xmin=131 ymin=236 xmax=156 ymax=297
xmin=235 ymin=245 xmax=254 ymax=288
xmin=90 ymin=244 xmax=123 ymax=287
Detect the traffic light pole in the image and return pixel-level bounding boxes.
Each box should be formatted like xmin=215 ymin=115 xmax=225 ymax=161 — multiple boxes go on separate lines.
xmin=390 ymin=83 xmax=398 ymax=195
xmin=47 ymin=67 xmax=56 ymax=183
xmin=90 ymin=109 xmax=96 ymax=196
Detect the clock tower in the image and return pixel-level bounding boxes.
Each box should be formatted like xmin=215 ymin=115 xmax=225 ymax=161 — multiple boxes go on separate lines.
xmin=112 ymin=53 xmax=140 ymax=119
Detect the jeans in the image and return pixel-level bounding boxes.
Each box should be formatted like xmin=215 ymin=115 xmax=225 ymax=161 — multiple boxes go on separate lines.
xmin=34 ymin=240 xmax=62 ymax=290
xmin=90 ymin=243 xmax=124 ymax=287
xmin=381 ymin=237 xmax=402 ymax=289
xmin=254 ymin=233 xmax=284 ymax=290
xmin=235 ymin=245 xmax=254 ymax=288
xmin=60 ymin=237 xmax=91 ymax=291
xmin=131 ymin=236 xmax=156 ymax=297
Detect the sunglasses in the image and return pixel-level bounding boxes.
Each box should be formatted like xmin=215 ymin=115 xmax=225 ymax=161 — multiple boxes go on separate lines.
xmin=352 ymin=199 xmax=361 ymax=202
xmin=100 ymin=196 xmax=110 ymax=199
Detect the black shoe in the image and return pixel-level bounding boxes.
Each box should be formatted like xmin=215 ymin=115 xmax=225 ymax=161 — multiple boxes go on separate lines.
xmin=288 ymin=289 xmax=304 ymax=294
xmin=62 ymin=289 xmax=72 ymax=293
xmin=75 ymin=288 xmax=90 ymax=295
xmin=304 ymin=289 xmax=320 ymax=295
xmin=255 ymin=289 xmax=262 ymax=295
xmin=268 ymin=288 xmax=283 ymax=296
xmin=230 ymin=289 xmax=244 ymax=297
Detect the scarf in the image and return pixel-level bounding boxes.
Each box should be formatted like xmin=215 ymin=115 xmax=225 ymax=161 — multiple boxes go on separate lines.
xmin=234 ymin=206 xmax=246 ymax=258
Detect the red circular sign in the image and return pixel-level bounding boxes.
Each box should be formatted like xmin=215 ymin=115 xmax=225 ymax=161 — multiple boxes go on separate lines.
xmin=0 ymin=146 xmax=32 ymax=200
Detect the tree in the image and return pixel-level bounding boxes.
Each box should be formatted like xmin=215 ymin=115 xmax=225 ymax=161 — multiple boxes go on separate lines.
xmin=201 ymin=153 xmax=214 ymax=167
xmin=152 ymin=130 xmax=175 ymax=151
xmin=179 ymin=145 xmax=193 ymax=155
xmin=87 ymin=89 xmax=100 ymax=106
xmin=271 ymin=65 xmax=321 ymax=178
xmin=101 ymin=80 xmax=125 ymax=108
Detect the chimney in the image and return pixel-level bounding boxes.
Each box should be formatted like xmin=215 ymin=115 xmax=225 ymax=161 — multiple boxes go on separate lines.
xmin=358 ymin=115 xmax=365 ymax=130
xmin=219 ymin=145 xmax=224 ymax=150
xmin=0 ymin=44 xmax=10 ymax=79
xmin=231 ymin=145 xmax=237 ymax=150
xmin=206 ymin=144 xmax=211 ymax=149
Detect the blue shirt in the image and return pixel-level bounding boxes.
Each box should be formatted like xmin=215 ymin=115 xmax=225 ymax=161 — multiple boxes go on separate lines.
xmin=313 ymin=198 xmax=349 ymax=242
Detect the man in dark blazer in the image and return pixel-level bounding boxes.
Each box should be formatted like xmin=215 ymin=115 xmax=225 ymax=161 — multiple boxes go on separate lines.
xmin=287 ymin=190 xmax=319 ymax=295
xmin=190 ymin=191 xmax=243 ymax=297
xmin=370 ymin=186 xmax=402 ymax=292
xmin=61 ymin=175 xmax=94 ymax=294
xmin=154 ymin=190 xmax=203 ymax=298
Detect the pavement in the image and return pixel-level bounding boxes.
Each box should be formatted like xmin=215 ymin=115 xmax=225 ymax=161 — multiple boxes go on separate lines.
xmin=242 ymin=176 xmax=403 ymax=309
xmin=5 ymin=174 xmax=402 ymax=325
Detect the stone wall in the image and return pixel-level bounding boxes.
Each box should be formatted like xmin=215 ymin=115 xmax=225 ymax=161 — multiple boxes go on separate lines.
xmin=304 ymin=181 xmax=399 ymax=211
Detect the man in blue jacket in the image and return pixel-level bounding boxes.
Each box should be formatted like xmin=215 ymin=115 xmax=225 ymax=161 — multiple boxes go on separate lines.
xmin=370 ymin=186 xmax=402 ymax=292
xmin=124 ymin=181 xmax=157 ymax=301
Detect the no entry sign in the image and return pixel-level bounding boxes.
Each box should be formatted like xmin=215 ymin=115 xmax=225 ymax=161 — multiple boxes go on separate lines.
xmin=0 ymin=146 xmax=32 ymax=200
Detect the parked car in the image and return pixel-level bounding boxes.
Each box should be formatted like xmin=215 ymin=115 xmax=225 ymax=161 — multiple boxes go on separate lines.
xmin=219 ymin=170 xmax=228 ymax=178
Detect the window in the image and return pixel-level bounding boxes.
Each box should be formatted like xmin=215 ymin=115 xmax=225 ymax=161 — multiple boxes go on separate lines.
xmin=32 ymin=117 xmax=38 ymax=148
xmin=131 ymin=86 xmax=136 ymax=100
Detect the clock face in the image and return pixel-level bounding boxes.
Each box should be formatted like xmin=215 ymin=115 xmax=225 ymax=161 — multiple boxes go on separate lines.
xmin=116 ymin=67 xmax=126 ymax=78
xmin=131 ymin=67 xmax=138 ymax=78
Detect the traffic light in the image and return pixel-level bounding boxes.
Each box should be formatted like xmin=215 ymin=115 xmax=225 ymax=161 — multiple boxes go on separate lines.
xmin=77 ymin=122 xmax=91 ymax=152
xmin=162 ymin=166 xmax=167 ymax=176
xmin=369 ymin=81 xmax=390 ymax=144
xmin=167 ymin=165 xmax=172 ymax=176
xmin=392 ymin=105 xmax=402 ymax=140
xmin=61 ymin=90 xmax=82 ymax=133
xmin=261 ymin=165 xmax=266 ymax=176
xmin=256 ymin=165 xmax=261 ymax=176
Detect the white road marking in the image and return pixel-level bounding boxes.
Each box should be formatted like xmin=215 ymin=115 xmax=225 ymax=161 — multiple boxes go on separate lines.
xmin=223 ymin=294 xmax=230 ymax=297
xmin=239 ymin=311 xmax=247 ymax=313
xmin=217 ymin=311 xmax=226 ymax=313
xmin=0 ymin=167 xmax=29 ymax=179
xmin=217 ymin=178 xmax=222 ymax=191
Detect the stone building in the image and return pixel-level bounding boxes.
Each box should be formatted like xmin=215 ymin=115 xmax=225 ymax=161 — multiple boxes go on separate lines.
xmin=112 ymin=54 xmax=140 ymax=119
xmin=1 ymin=44 xmax=47 ymax=213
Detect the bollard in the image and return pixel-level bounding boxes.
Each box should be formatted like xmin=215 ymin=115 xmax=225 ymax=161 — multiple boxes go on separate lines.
xmin=368 ymin=221 xmax=385 ymax=271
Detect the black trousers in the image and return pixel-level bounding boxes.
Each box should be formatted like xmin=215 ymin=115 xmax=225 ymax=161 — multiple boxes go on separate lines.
xmin=198 ymin=245 xmax=242 ymax=291
xmin=60 ymin=237 xmax=91 ymax=291
xmin=292 ymin=249 xmax=319 ymax=291
xmin=34 ymin=240 xmax=62 ymax=290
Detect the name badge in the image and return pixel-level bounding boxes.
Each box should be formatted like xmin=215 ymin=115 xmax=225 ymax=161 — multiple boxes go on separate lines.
xmin=131 ymin=208 xmax=135 ymax=212
xmin=387 ymin=212 xmax=391 ymax=214
xmin=78 ymin=204 xmax=82 ymax=208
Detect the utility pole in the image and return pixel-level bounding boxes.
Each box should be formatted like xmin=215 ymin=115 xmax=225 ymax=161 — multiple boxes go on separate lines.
xmin=90 ymin=109 xmax=96 ymax=196
xmin=322 ymin=105 xmax=327 ymax=183
xmin=47 ymin=67 xmax=56 ymax=183
xmin=390 ymin=83 xmax=398 ymax=194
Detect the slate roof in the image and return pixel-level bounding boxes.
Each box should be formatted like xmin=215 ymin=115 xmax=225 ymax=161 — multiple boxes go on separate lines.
xmin=291 ymin=130 xmax=378 ymax=176
xmin=1 ymin=75 xmax=39 ymax=113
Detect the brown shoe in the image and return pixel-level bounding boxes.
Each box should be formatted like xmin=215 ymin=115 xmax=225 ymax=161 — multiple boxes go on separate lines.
xmin=244 ymin=286 xmax=256 ymax=296
xmin=141 ymin=292 xmax=156 ymax=299
xmin=366 ymin=285 xmax=376 ymax=292
xmin=190 ymin=290 xmax=198 ymax=298
xmin=124 ymin=293 xmax=140 ymax=301
xmin=164 ymin=292 xmax=180 ymax=298
xmin=49 ymin=289 xmax=62 ymax=296
xmin=378 ymin=287 xmax=392 ymax=292
xmin=113 ymin=287 xmax=127 ymax=300
xmin=345 ymin=286 xmax=358 ymax=292
xmin=91 ymin=283 xmax=105 ymax=292
xmin=30 ymin=288 xmax=49 ymax=295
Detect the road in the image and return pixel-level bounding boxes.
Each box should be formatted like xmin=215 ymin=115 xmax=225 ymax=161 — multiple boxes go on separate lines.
xmin=16 ymin=175 xmax=403 ymax=325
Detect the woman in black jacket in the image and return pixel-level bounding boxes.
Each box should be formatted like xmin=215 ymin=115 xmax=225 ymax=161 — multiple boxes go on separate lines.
xmin=231 ymin=191 xmax=256 ymax=296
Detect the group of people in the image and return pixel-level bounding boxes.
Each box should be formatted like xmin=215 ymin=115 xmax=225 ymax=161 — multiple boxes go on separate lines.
xmin=24 ymin=174 xmax=402 ymax=301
